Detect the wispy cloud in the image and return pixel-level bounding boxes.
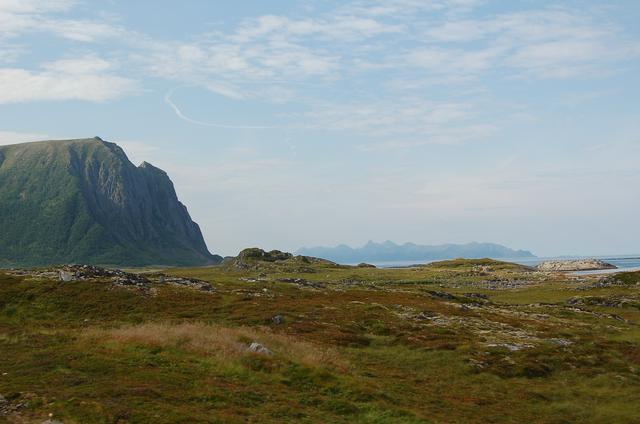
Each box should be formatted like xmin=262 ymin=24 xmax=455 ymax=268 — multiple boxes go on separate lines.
xmin=164 ymin=87 xmax=279 ymax=129
xmin=420 ymin=8 xmax=638 ymax=79
xmin=0 ymin=0 xmax=123 ymax=42
xmin=229 ymin=14 xmax=403 ymax=43
xmin=0 ymin=56 xmax=137 ymax=104
xmin=287 ymin=98 xmax=496 ymax=149
xmin=127 ymin=2 xmax=638 ymax=141
xmin=1 ymin=0 xmax=638 ymax=152
xmin=0 ymin=1 xmax=135 ymax=104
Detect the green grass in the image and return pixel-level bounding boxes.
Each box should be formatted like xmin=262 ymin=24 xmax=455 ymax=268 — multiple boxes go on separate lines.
xmin=614 ymin=270 xmax=640 ymax=286
xmin=1 ymin=260 xmax=639 ymax=423
xmin=426 ymin=257 xmax=532 ymax=271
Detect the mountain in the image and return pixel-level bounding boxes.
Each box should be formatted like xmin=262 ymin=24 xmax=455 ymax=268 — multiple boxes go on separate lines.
xmin=297 ymin=241 xmax=535 ymax=264
xmin=0 ymin=137 xmax=221 ymax=267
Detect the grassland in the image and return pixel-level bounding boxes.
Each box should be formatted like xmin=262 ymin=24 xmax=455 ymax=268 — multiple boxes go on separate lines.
xmin=1 ymin=258 xmax=639 ymax=423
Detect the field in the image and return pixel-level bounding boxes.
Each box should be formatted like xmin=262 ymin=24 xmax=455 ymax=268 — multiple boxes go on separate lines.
xmin=1 ymin=256 xmax=639 ymax=423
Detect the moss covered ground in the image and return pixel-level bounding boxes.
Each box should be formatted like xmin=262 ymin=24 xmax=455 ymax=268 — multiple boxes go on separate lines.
xmin=1 ymin=261 xmax=639 ymax=423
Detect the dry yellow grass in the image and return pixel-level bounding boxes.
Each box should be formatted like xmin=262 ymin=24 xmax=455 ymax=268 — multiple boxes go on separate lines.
xmin=83 ymin=322 xmax=347 ymax=370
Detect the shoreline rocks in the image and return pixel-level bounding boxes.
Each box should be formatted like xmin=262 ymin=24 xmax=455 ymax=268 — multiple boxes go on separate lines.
xmin=536 ymin=259 xmax=617 ymax=272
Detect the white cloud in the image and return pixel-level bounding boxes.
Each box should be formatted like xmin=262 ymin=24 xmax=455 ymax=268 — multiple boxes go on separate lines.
xmin=141 ymin=39 xmax=339 ymax=105
xmin=287 ymin=99 xmax=496 ymax=148
xmin=0 ymin=0 xmax=123 ymax=42
xmin=340 ymin=0 xmax=483 ymax=18
xmin=406 ymin=45 xmax=506 ymax=76
xmin=135 ymin=1 xmax=640 ymax=133
xmin=1 ymin=0 xmax=638 ymax=150
xmin=505 ymin=40 xmax=613 ymax=78
xmin=424 ymin=9 xmax=610 ymax=43
xmin=42 ymin=56 xmax=112 ymax=74
xmin=0 ymin=0 xmax=74 ymax=14
xmin=146 ymin=40 xmax=338 ymax=81
xmin=0 ymin=42 xmax=22 ymax=63
xmin=136 ymin=5 xmax=405 ymax=102
xmin=44 ymin=19 xmax=124 ymax=42
xmin=0 ymin=56 xmax=137 ymax=104
xmin=418 ymin=8 xmax=638 ymax=79
xmin=230 ymin=14 xmax=403 ymax=43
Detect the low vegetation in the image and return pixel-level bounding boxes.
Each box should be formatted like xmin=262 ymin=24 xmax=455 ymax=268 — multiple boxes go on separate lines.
xmin=84 ymin=322 xmax=346 ymax=370
xmin=1 ymin=257 xmax=639 ymax=423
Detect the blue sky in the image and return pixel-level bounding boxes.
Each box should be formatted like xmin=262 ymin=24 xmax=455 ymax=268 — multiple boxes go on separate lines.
xmin=1 ymin=0 xmax=639 ymax=257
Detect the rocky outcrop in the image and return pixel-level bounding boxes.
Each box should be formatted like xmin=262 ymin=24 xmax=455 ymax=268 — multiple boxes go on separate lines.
xmin=0 ymin=137 xmax=221 ymax=267
xmin=157 ymin=275 xmax=215 ymax=292
xmin=227 ymin=248 xmax=337 ymax=271
xmin=567 ymin=295 xmax=638 ymax=309
xmin=537 ymin=259 xmax=617 ymax=272
xmin=7 ymin=265 xmax=215 ymax=293
xmin=238 ymin=248 xmax=294 ymax=263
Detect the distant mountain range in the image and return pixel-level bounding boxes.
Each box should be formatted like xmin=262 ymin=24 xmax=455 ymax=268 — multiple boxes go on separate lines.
xmin=297 ymin=241 xmax=535 ymax=264
xmin=0 ymin=137 xmax=221 ymax=267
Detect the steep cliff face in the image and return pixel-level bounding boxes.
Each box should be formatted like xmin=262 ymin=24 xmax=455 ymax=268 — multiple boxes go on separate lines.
xmin=0 ymin=137 xmax=220 ymax=267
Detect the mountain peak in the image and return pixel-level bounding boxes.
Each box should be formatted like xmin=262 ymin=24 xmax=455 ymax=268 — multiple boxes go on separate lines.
xmin=138 ymin=161 xmax=165 ymax=173
xmin=0 ymin=137 xmax=220 ymax=267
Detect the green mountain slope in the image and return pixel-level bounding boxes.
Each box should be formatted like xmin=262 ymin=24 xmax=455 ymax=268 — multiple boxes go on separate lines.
xmin=0 ymin=137 xmax=220 ymax=267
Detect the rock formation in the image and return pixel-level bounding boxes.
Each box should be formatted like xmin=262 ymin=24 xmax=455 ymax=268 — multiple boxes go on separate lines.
xmin=536 ymin=259 xmax=617 ymax=272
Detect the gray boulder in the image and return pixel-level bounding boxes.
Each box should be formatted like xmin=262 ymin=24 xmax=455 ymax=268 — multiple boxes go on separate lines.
xmin=59 ymin=271 xmax=75 ymax=282
xmin=247 ymin=342 xmax=272 ymax=355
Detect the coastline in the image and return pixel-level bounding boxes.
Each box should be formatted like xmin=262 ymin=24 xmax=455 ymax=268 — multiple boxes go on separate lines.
xmin=349 ymin=254 xmax=640 ymax=272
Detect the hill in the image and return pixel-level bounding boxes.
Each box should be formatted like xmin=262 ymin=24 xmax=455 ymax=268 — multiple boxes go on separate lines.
xmin=297 ymin=240 xmax=535 ymax=264
xmin=0 ymin=137 xmax=220 ymax=267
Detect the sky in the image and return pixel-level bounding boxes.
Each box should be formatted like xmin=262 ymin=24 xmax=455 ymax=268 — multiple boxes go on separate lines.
xmin=0 ymin=0 xmax=639 ymax=257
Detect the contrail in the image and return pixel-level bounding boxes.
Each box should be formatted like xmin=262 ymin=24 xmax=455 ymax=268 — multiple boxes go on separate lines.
xmin=164 ymin=87 xmax=279 ymax=129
